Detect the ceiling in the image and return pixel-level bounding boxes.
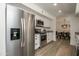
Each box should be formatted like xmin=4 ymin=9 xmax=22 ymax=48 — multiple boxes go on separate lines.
xmin=35 ymin=3 xmax=76 ymax=16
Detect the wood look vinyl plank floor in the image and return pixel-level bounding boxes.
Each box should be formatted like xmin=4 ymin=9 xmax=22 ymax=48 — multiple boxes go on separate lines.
xmin=35 ymin=39 xmax=76 ymax=56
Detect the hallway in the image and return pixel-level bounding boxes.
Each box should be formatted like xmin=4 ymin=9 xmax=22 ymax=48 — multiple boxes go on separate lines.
xmin=35 ymin=39 xmax=76 ymax=56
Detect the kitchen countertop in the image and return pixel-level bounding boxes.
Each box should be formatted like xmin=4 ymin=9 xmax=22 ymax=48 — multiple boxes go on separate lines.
xmin=46 ymin=31 xmax=53 ymax=33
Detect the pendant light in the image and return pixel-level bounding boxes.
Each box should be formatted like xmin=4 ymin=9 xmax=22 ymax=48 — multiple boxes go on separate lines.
xmin=61 ymin=19 xmax=67 ymax=29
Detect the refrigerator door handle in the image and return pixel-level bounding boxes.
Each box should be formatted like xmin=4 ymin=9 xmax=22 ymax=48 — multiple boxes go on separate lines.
xmin=21 ymin=18 xmax=25 ymax=47
xmin=23 ymin=18 xmax=25 ymax=47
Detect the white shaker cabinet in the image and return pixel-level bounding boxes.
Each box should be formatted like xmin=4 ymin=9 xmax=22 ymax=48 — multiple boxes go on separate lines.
xmin=35 ymin=34 xmax=41 ymax=50
xmin=47 ymin=33 xmax=53 ymax=43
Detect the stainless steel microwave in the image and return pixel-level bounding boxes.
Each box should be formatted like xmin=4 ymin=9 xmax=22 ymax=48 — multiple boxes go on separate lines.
xmin=36 ymin=20 xmax=44 ymax=27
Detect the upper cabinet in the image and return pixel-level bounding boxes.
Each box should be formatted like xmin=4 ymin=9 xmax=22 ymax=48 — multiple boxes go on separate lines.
xmin=75 ymin=4 xmax=79 ymax=16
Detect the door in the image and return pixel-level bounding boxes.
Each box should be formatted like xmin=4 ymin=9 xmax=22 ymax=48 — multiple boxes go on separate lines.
xmin=22 ymin=12 xmax=35 ymax=56
xmin=6 ymin=4 xmax=23 ymax=56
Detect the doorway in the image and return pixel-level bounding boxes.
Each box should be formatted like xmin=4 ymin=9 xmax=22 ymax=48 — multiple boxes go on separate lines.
xmin=56 ymin=16 xmax=71 ymax=42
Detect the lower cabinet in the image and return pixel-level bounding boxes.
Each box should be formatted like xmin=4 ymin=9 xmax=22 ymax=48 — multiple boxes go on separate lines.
xmin=47 ymin=33 xmax=53 ymax=43
xmin=35 ymin=34 xmax=41 ymax=50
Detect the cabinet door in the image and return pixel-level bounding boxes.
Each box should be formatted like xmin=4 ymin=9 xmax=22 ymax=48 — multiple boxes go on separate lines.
xmin=47 ymin=33 xmax=53 ymax=43
xmin=35 ymin=34 xmax=40 ymax=50
xmin=47 ymin=33 xmax=50 ymax=43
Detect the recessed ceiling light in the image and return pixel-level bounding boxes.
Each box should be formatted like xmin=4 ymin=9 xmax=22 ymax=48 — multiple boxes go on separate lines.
xmin=53 ymin=3 xmax=57 ymax=6
xmin=58 ymin=10 xmax=62 ymax=13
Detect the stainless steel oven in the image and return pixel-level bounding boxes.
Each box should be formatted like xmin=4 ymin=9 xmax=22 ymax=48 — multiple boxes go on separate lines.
xmin=40 ymin=29 xmax=47 ymax=47
xmin=41 ymin=33 xmax=47 ymax=41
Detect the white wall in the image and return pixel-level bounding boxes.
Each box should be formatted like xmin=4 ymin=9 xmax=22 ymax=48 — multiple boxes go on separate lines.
xmin=75 ymin=3 xmax=79 ymax=14
xmin=0 ymin=3 xmax=6 ymax=56
xmin=69 ymin=15 xmax=79 ymax=46
xmin=53 ymin=18 xmax=56 ymax=41
xmin=56 ymin=16 xmax=70 ymax=32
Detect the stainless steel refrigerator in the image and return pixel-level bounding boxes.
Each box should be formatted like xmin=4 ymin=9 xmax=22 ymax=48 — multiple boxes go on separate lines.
xmin=6 ymin=4 xmax=35 ymax=56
